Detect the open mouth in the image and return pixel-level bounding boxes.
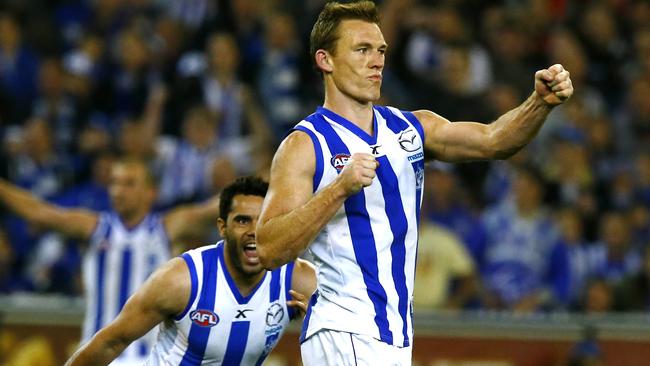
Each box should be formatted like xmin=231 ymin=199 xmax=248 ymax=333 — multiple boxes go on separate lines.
xmin=243 ymin=243 xmax=259 ymax=264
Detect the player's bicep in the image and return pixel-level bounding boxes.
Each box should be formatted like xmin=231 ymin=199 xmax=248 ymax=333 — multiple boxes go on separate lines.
xmin=259 ymin=131 xmax=316 ymax=225
xmin=415 ymin=110 xmax=493 ymax=162
xmin=291 ymin=258 xmax=317 ymax=298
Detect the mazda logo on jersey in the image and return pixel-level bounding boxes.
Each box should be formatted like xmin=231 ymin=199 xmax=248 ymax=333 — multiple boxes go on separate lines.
xmin=190 ymin=309 xmax=219 ymax=327
xmin=266 ymin=303 xmax=284 ymax=326
xmin=330 ymin=153 xmax=351 ymax=172
xmin=398 ymin=128 xmax=421 ymax=152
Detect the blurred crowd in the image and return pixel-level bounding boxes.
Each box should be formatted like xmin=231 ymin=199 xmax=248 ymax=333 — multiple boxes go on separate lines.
xmin=0 ymin=0 xmax=649 ymax=315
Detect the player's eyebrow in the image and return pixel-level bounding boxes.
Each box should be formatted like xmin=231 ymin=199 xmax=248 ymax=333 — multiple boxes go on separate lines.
xmin=353 ymin=41 xmax=388 ymax=50
xmin=232 ymin=214 xmax=252 ymax=221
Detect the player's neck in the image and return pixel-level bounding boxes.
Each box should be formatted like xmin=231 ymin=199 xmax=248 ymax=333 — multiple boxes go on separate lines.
xmin=323 ymin=94 xmax=374 ymax=136
xmin=234 ymin=271 xmax=266 ymax=297
xmin=222 ymin=247 xmax=266 ymax=297
xmin=119 ymin=209 xmax=149 ymax=229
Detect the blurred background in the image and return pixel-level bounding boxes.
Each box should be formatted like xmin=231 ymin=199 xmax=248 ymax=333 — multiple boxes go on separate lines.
xmin=0 ymin=0 xmax=649 ymax=365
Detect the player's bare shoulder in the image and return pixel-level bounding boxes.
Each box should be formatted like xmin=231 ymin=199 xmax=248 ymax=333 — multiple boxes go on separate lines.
xmin=412 ymin=109 xmax=451 ymax=127
xmin=145 ymin=257 xmax=192 ymax=316
xmin=271 ymin=129 xmax=316 ymax=176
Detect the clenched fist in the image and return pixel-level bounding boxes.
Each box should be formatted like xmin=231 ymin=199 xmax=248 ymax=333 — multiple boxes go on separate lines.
xmin=534 ymin=64 xmax=573 ymax=106
xmin=335 ymin=153 xmax=379 ymax=196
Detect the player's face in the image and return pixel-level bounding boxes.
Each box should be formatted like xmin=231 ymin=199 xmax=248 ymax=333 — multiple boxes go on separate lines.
xmin=109 ymin=162 xmax=155 ymax=218
xmin=219 ymin=194 xmax=264 ymax=277
xmin=328 ymin=19 xmax=386 ymax=103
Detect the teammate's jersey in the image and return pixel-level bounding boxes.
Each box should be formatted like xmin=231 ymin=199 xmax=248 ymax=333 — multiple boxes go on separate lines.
xmin=295 ymin=106 xmax=425 ymax=347
xmin=82 ymin=211 xmax=171 ymax=364
xmin=147 ymin=241 xmax=296 ymax=365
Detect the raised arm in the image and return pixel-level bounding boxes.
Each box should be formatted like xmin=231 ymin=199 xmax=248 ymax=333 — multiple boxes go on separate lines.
xmin=0 ymin=178 xmax=98 ymax=239
xmin=163 ymin=194 xmax=221 ymax=244
xmin=64 ymin=257 xmax=190 ymax=366
xmin=256 ymin=131 xmax=378 ymax=269
xmin=419 ymin=64 xmax=573 ymax=162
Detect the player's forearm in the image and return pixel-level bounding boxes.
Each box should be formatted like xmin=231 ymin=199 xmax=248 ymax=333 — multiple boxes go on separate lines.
xmin=486 ymin=92 xmax=554 ymax=159
xmin=257 ymin=181 xmax=348 ymax=269
xmin=64 ymin=335 xmax=128 ymax=366
xmin=0 ymin=179 xmax=52 ymax=225
xmin=166 ymin=195 xmax=221 ymax=242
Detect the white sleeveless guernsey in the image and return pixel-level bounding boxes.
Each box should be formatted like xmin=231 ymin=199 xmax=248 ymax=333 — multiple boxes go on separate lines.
xmin=295 ymin=106 xmax=425 ymax=347
xmin=147 ymin=241 xmax=296 ymax=365
xmin=83 ymin=212 xmax=171 ymax=364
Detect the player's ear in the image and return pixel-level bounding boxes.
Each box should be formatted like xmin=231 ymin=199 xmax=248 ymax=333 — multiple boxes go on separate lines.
xmin=217 ymin=218 xmax=226 ymax=237
xmin=315 ymin=49 xmax=333 ymax=73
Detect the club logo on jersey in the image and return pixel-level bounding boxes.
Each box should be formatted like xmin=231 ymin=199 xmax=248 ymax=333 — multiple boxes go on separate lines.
xmin=330 ymin=153 xmax=351 ymax=172
xmin=266 ymin=303 xmax=285 ymax=327
xmin=398 ymin=128 xmax=421 ymax=152
xmin=190 ymin=309 xmax=219 ymax=327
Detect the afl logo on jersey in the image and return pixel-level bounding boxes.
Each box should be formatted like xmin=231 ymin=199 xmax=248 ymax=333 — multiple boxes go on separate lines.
xmin=330 ymin=153 xmax=351 ymax=172
xmin=190 ymin=309 xmax=219 ymax=327
xmin=398 ymin=128 xmax=421 ymax=152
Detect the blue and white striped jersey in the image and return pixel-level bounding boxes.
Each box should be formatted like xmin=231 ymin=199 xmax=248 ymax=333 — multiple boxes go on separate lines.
xmin=82 ymin=212 xmax=171 ymax=364
xmin=147 ymin=241 xmax=296 ymax=365
xmin=295 ymin=106 xmax=425 ymax=347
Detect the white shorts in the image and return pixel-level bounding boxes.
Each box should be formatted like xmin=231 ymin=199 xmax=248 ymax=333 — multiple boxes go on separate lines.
xmin=301 ymin=329 xmax=412 ymax=366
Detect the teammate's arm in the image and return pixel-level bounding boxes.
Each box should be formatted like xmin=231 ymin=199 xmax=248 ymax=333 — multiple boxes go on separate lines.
xmin=418 ymin=64 xmax=573 ymax=162
xmin=0 ymin=178 xmax=98 ymax=239
xmin=256 ymin=131 xmax=378 ymax=269
xmin=287 ymin=258 xmax=317 ymax=316
xmin=64 ymin=257 xmax=190 ymax=366
xmin=163 ymin=194 xmax=221 ymax=243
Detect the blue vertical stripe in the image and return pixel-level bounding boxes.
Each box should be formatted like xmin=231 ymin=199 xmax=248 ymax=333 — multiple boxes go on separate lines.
xmin=299 ymin=291 xmax=319 ymax=343
xmin=93 ymin=249 xmax=106 ymax=333
xmin=222 ymin=321 xmax=250 ymax=365
xmin=377 ymin=107 xmax=425 ymax=345
xmin=285 ymin=262 xmax=296 ymax=320
xmin=118 ymin=248 xmax=132 ymax=311
xmin=176 ymin=253 xmax=199 ymax=320
xmin=310 ymin=113 xmax=392 ymax=344
xmin=375 ymin=155 xmax=410 ymax=347
xmin=93 ymin=220 xmax=112 ymax=333
xmin=293 ymin=125 xmax=324 ymax=191
xmin=180 ymin=247 xmax=219 ymax=366
xmin=138 ymin=341 xmax=148 ymax=356
xmin=269 ymin=267 xmax=281 ymax=302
